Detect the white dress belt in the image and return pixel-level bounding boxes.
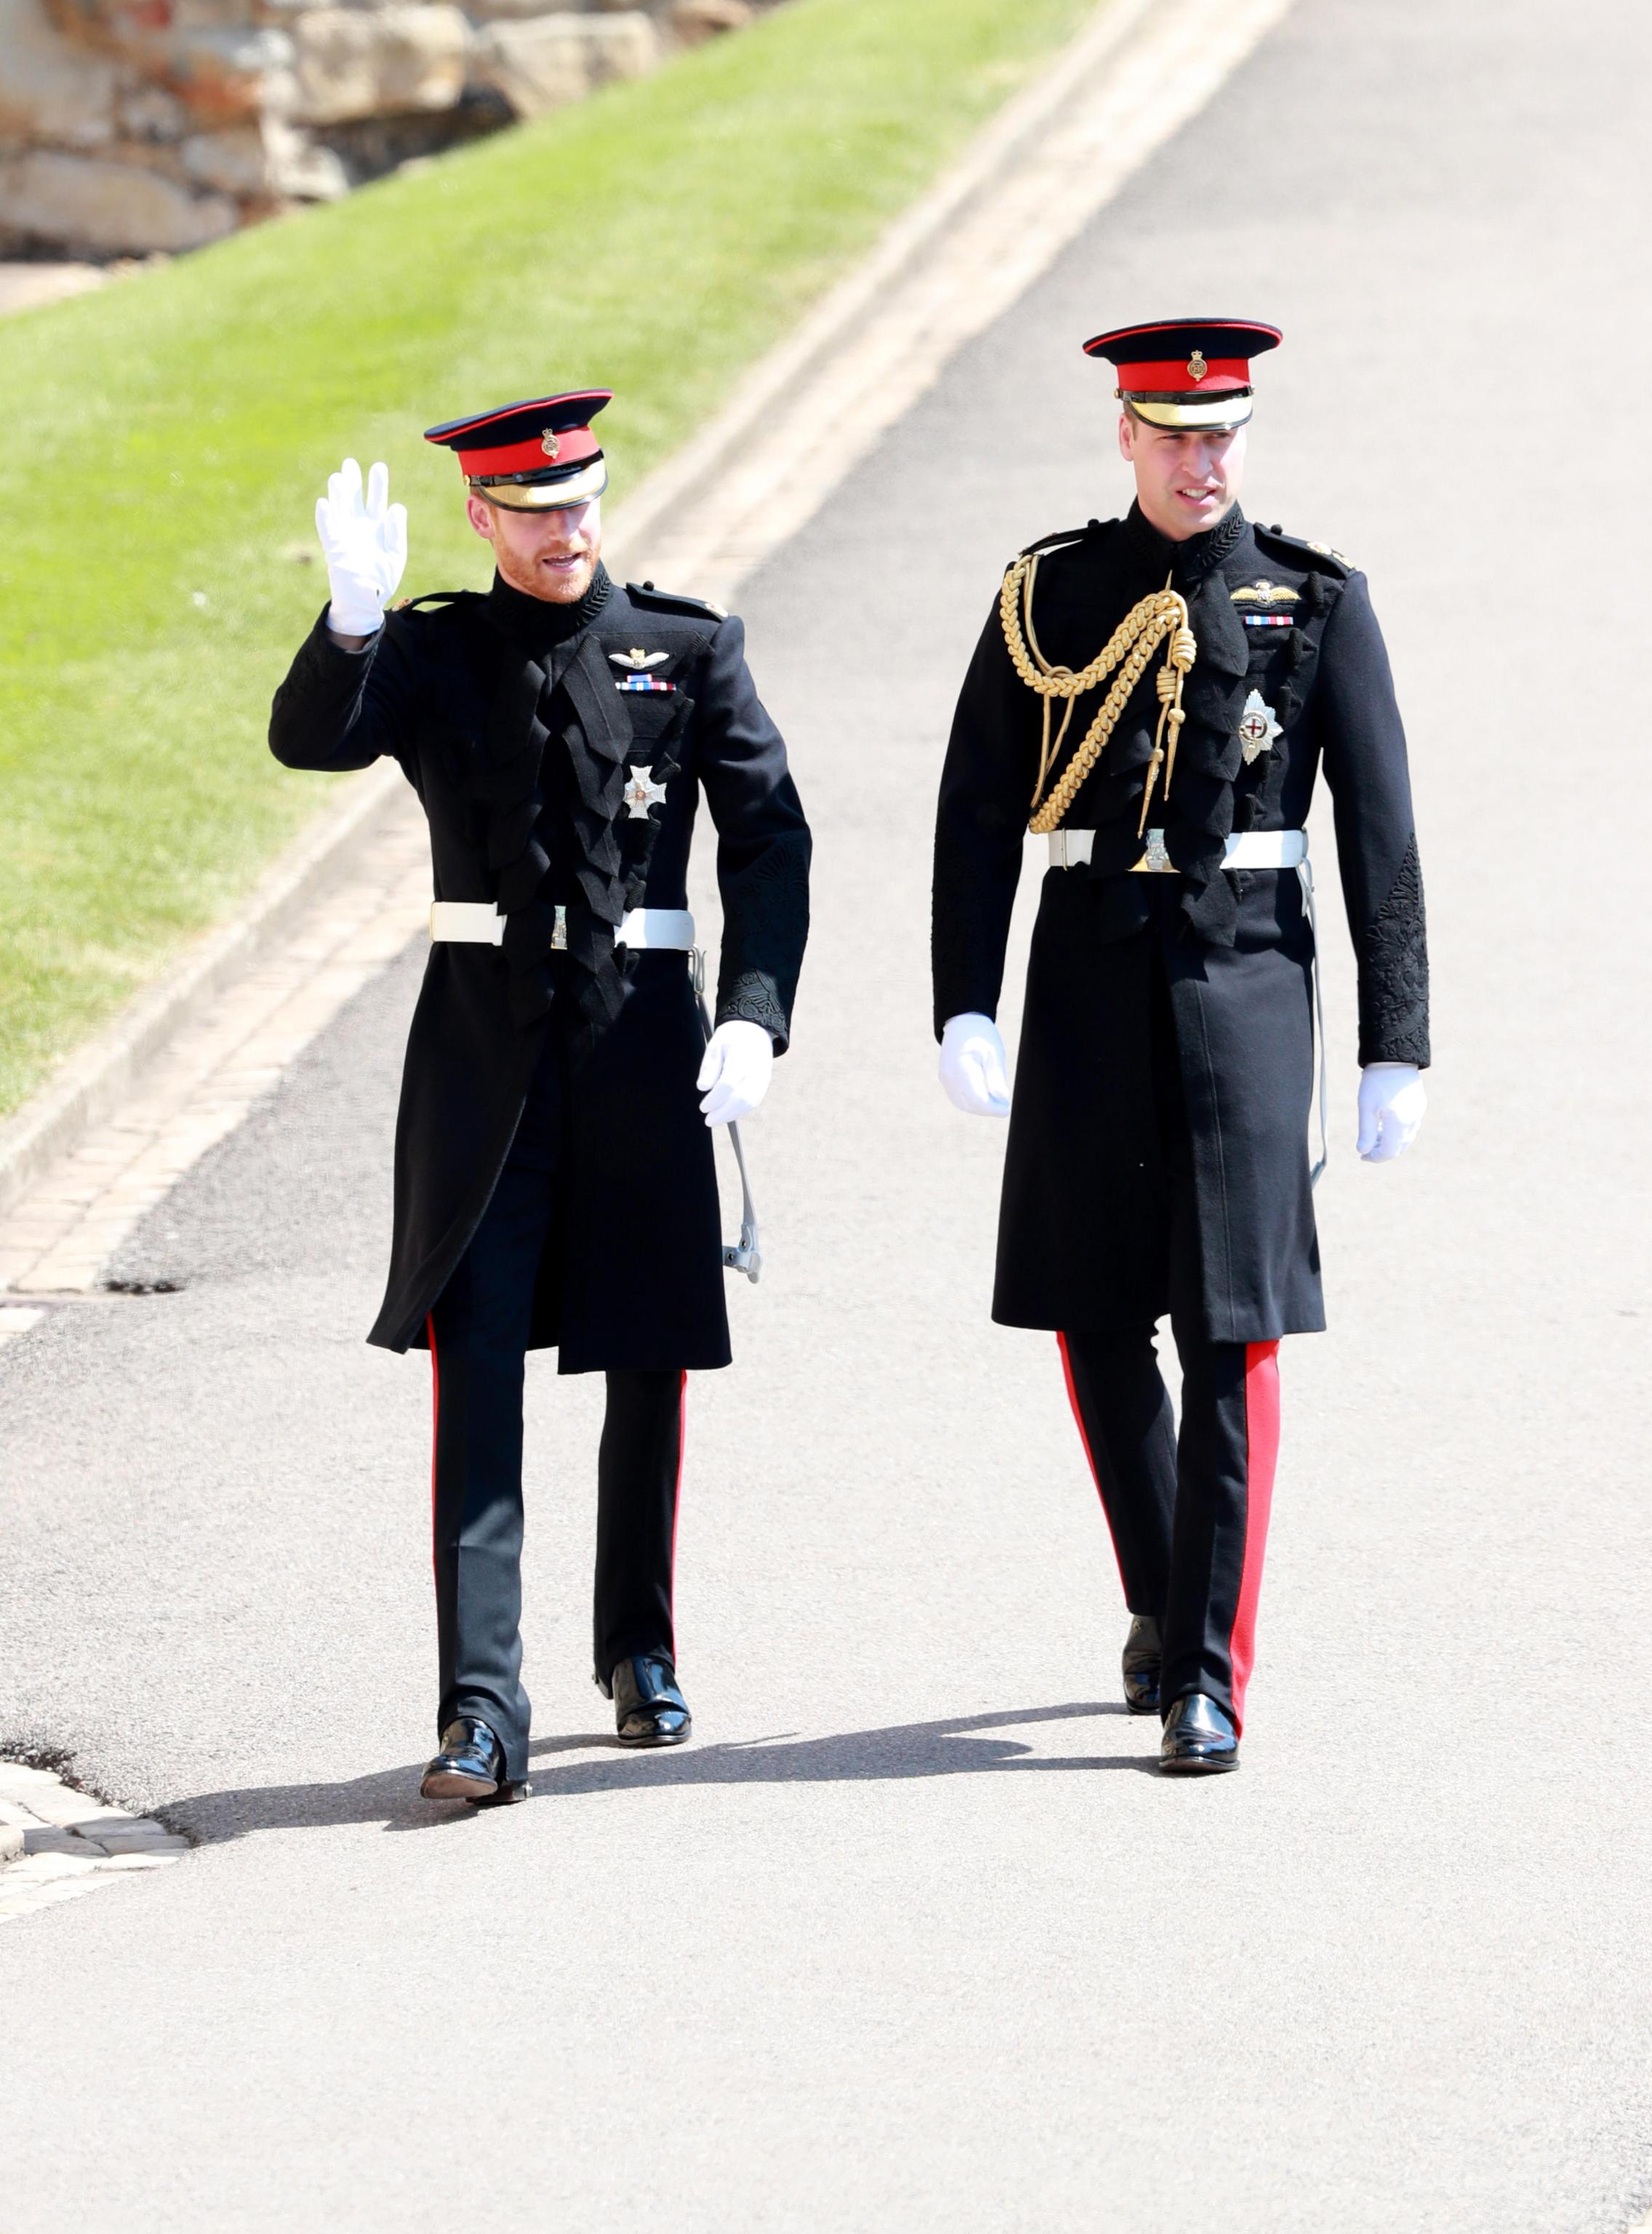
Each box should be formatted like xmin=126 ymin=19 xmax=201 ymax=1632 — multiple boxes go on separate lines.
xmin=1046 ymin=828 xmax=1307 ymax=872
xmin=1044 ymin=823 xmax=1328 ymax=1187
xmin=428 ymin=902 xmax=696 ymax=950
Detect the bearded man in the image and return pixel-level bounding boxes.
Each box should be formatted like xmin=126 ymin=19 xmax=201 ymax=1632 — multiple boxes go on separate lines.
xmin=270 ymin=391 xmax=810 ymax=1802
xmin=931 ymin=321 xmax=1428 ymax=1773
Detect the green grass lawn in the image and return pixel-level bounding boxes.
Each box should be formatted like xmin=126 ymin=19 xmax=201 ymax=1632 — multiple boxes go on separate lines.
xmin=0 ymin=0 xmax=1097 ymax=1119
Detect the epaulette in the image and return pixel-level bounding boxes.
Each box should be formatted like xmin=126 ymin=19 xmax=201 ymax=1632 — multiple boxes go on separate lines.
xmin=1014 ymin=520 xmax=1110 ymax=561
xmin=625 ymin=580 xmax=728 ymax=622
xmin=1254 ymin=524 xmax=1356 ymax=575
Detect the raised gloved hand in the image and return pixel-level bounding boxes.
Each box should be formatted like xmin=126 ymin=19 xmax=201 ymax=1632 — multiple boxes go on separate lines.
xmin=315 ymin=457 xmax=407 ymax=639
xmin=697 ymin=1020 xmax=773 ymax=1128
xmin=939 ymin=1012 xmax=1010 ymax=1117
xmin=1357 ymin=1062 xmax=1427 ymax=1162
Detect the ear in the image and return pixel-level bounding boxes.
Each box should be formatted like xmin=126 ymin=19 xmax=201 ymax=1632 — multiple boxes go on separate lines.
xmin=1116 ymin=410 xmax=1135 ymax=463
xmin=465 ymin=492 xmax=497 ymax=544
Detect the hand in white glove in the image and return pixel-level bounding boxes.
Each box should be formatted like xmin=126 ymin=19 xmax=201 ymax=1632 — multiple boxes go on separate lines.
xmin=1357 ymin=1062 xmax=1427 ymax=1162
xmin=315 ymin=457 xmax=407 ymax=639
xmin=697 ymin=1020 xmax=773 ymax=1127
xmin=939 ymin=1012 xmax=1010 ymax=1117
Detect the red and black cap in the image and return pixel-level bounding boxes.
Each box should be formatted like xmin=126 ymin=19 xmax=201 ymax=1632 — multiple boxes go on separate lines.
xmin=424 ymin=389 xmax=612 ymax=510
xmin=1082 ymin=319 xmax=1282 ymax=431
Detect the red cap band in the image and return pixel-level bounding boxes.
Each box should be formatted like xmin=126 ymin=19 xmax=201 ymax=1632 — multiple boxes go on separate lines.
xmin=458 ymin=425 xmax=602 ymax=478
xmin=1115 ymin=357 xmax=1252 ymax=394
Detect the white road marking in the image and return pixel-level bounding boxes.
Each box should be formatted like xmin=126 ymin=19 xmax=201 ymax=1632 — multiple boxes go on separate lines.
xmin=0 ymin=1305 xmax=45 ymax=1345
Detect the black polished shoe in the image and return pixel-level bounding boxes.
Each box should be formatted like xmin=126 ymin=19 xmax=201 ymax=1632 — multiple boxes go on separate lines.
xmin=1159 ymin=1692 xmax=1239 ymax=1775
xmin=420 ymin=1717 xmax=530 ymax=1804
xmin=604 ymin=1654 xmax=692 ymax=1747
xmin=1121 ymin=1614 xmax=1163 ymax=1715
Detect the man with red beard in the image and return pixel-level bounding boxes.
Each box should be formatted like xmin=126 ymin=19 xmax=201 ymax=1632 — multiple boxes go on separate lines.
xmin=271 ymin=391 xmax=810 ymax=1802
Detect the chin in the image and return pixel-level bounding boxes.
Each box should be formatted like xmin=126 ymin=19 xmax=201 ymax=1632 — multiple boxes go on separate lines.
xmin=534 ymin=561 xmax=594 ymax=604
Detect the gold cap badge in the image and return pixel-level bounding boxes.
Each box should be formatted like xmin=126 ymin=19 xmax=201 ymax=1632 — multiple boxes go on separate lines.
xmin=540 ymin=431 xmax=561 ymax=460
xmin=1187 ymin=350 xmax=1208 ymax=380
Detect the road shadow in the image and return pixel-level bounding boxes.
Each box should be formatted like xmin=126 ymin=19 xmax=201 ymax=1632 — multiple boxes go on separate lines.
xmin=163 ymin=1699 xmax=1158 ymax=1844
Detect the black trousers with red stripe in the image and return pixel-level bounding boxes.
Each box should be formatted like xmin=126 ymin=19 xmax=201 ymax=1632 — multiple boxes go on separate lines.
xmin=427 ymin=1162 xmax=684 ymax=1782
xmin=1060 ymin=1325 xmax=1278 ymax=1730
xmin=1052 ymin=942 xmax=1280 ymax=1731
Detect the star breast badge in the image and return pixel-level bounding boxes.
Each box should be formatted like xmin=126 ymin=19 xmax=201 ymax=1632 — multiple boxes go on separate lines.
xmin=609 ymin=647 xmax=669 ymax=671
xmin=1237 ymin=689 xmax=1283 ymax=764
xmin=623 ymin=764 xmax=670 ymax=819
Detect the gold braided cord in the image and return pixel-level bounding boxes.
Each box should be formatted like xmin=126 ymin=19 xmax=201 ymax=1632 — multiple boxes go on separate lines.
xmin=1002 ymin=553 xmax=1198 ymax=836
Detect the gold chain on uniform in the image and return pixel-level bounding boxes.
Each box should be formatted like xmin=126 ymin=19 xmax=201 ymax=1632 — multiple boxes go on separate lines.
xmin=1001 ymin=553 xmax=1198 ymax=837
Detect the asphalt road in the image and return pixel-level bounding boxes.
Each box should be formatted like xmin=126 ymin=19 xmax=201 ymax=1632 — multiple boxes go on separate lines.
xmin=4 ymin=1 xmax=1651 ymax=2225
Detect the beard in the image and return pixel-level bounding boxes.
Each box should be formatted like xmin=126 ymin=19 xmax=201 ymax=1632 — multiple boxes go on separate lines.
xmin=497 ymin=541 xmax=599 ymax=604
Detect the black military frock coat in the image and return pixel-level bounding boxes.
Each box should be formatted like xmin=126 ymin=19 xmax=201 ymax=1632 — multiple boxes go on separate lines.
xmin=932 ymin=503 xmax=1429 ymax=1345
xmin=270 ymin=568 xmax=810 ymax=1370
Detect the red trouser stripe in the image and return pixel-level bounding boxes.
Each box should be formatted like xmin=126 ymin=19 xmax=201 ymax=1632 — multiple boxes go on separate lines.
xmin=1056 ymin=1332 xmax=1129 ymax=1596
xmin=426 ymin=1314 xmax=441 ymax=1595
xmin=1229 ymin=1339 xmax=1280 ymax=1733
xmin=671 ymin=1370 xmax=687 ymax=1597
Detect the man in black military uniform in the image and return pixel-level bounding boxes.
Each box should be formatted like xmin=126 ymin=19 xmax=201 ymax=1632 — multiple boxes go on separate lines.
xmin=270 ymin=391 xmax=810 ymax=1802
xmin=931 ymin=320 xmax=1428 ymax=1773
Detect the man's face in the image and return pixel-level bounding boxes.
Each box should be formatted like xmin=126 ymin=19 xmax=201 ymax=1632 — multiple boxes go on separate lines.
xmin=465 ymin=492 xmax=603 ymax=602
xmin=1117 ymin=413 xmax=1246 ymax=541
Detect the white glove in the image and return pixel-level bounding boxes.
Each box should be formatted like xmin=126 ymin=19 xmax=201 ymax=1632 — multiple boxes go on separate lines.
xmin=1357 ymin=1062 xmax=1427 ymax=1162
xmin=315 ymin=457 xmax=407 ymax=638
xmin=939 ymin=1012 xmax=1010 ymax=1117
xmin=697 ymin=1020 xmax=773 ymax=1127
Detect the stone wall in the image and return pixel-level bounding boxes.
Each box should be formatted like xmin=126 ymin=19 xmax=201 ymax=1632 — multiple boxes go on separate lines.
xmin=0 ymin=0 xmax=769 ymax=257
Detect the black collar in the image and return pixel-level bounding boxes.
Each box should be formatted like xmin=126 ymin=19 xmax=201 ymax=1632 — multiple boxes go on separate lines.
xmin=1119 ymin=500 xmax=1248 ymax=587
xmin=485 ymin=562 xmax=613 ymax=652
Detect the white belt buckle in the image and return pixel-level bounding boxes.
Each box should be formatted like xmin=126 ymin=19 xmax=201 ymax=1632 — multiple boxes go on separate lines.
xmin=617 ymin=907 xmax=696 ymax=953
xmin=428 ymin=901 xmax=505 ymax=945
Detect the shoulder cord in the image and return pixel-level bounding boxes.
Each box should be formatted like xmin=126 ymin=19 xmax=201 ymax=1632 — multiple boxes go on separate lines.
xmin=1001 ymin=555 xmax=1198 ymax=837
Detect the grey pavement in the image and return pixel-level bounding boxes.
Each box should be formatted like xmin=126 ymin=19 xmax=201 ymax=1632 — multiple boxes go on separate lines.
xmin=4 ymin=0 xmax=1651 ymax=2225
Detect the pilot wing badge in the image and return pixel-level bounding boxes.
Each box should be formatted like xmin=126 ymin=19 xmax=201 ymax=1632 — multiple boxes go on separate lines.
xmin=610 ymin=647 xmax=670 ymax=671
xmin=1230 ymin=580 xmax=1301 ymax=606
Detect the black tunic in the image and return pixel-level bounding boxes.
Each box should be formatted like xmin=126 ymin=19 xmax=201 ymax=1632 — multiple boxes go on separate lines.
xmin=931 ymin=503 xmax=1428 ymax=1345
xmin=270 ymin=567 xmax=811 ymax=1370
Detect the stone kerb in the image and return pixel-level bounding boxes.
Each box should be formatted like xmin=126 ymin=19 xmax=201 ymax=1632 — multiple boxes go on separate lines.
xmin=0 ymin=0 xmax=766 ymax=262
xmin=0 ymin=1758 xmax=191 ymax=1923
